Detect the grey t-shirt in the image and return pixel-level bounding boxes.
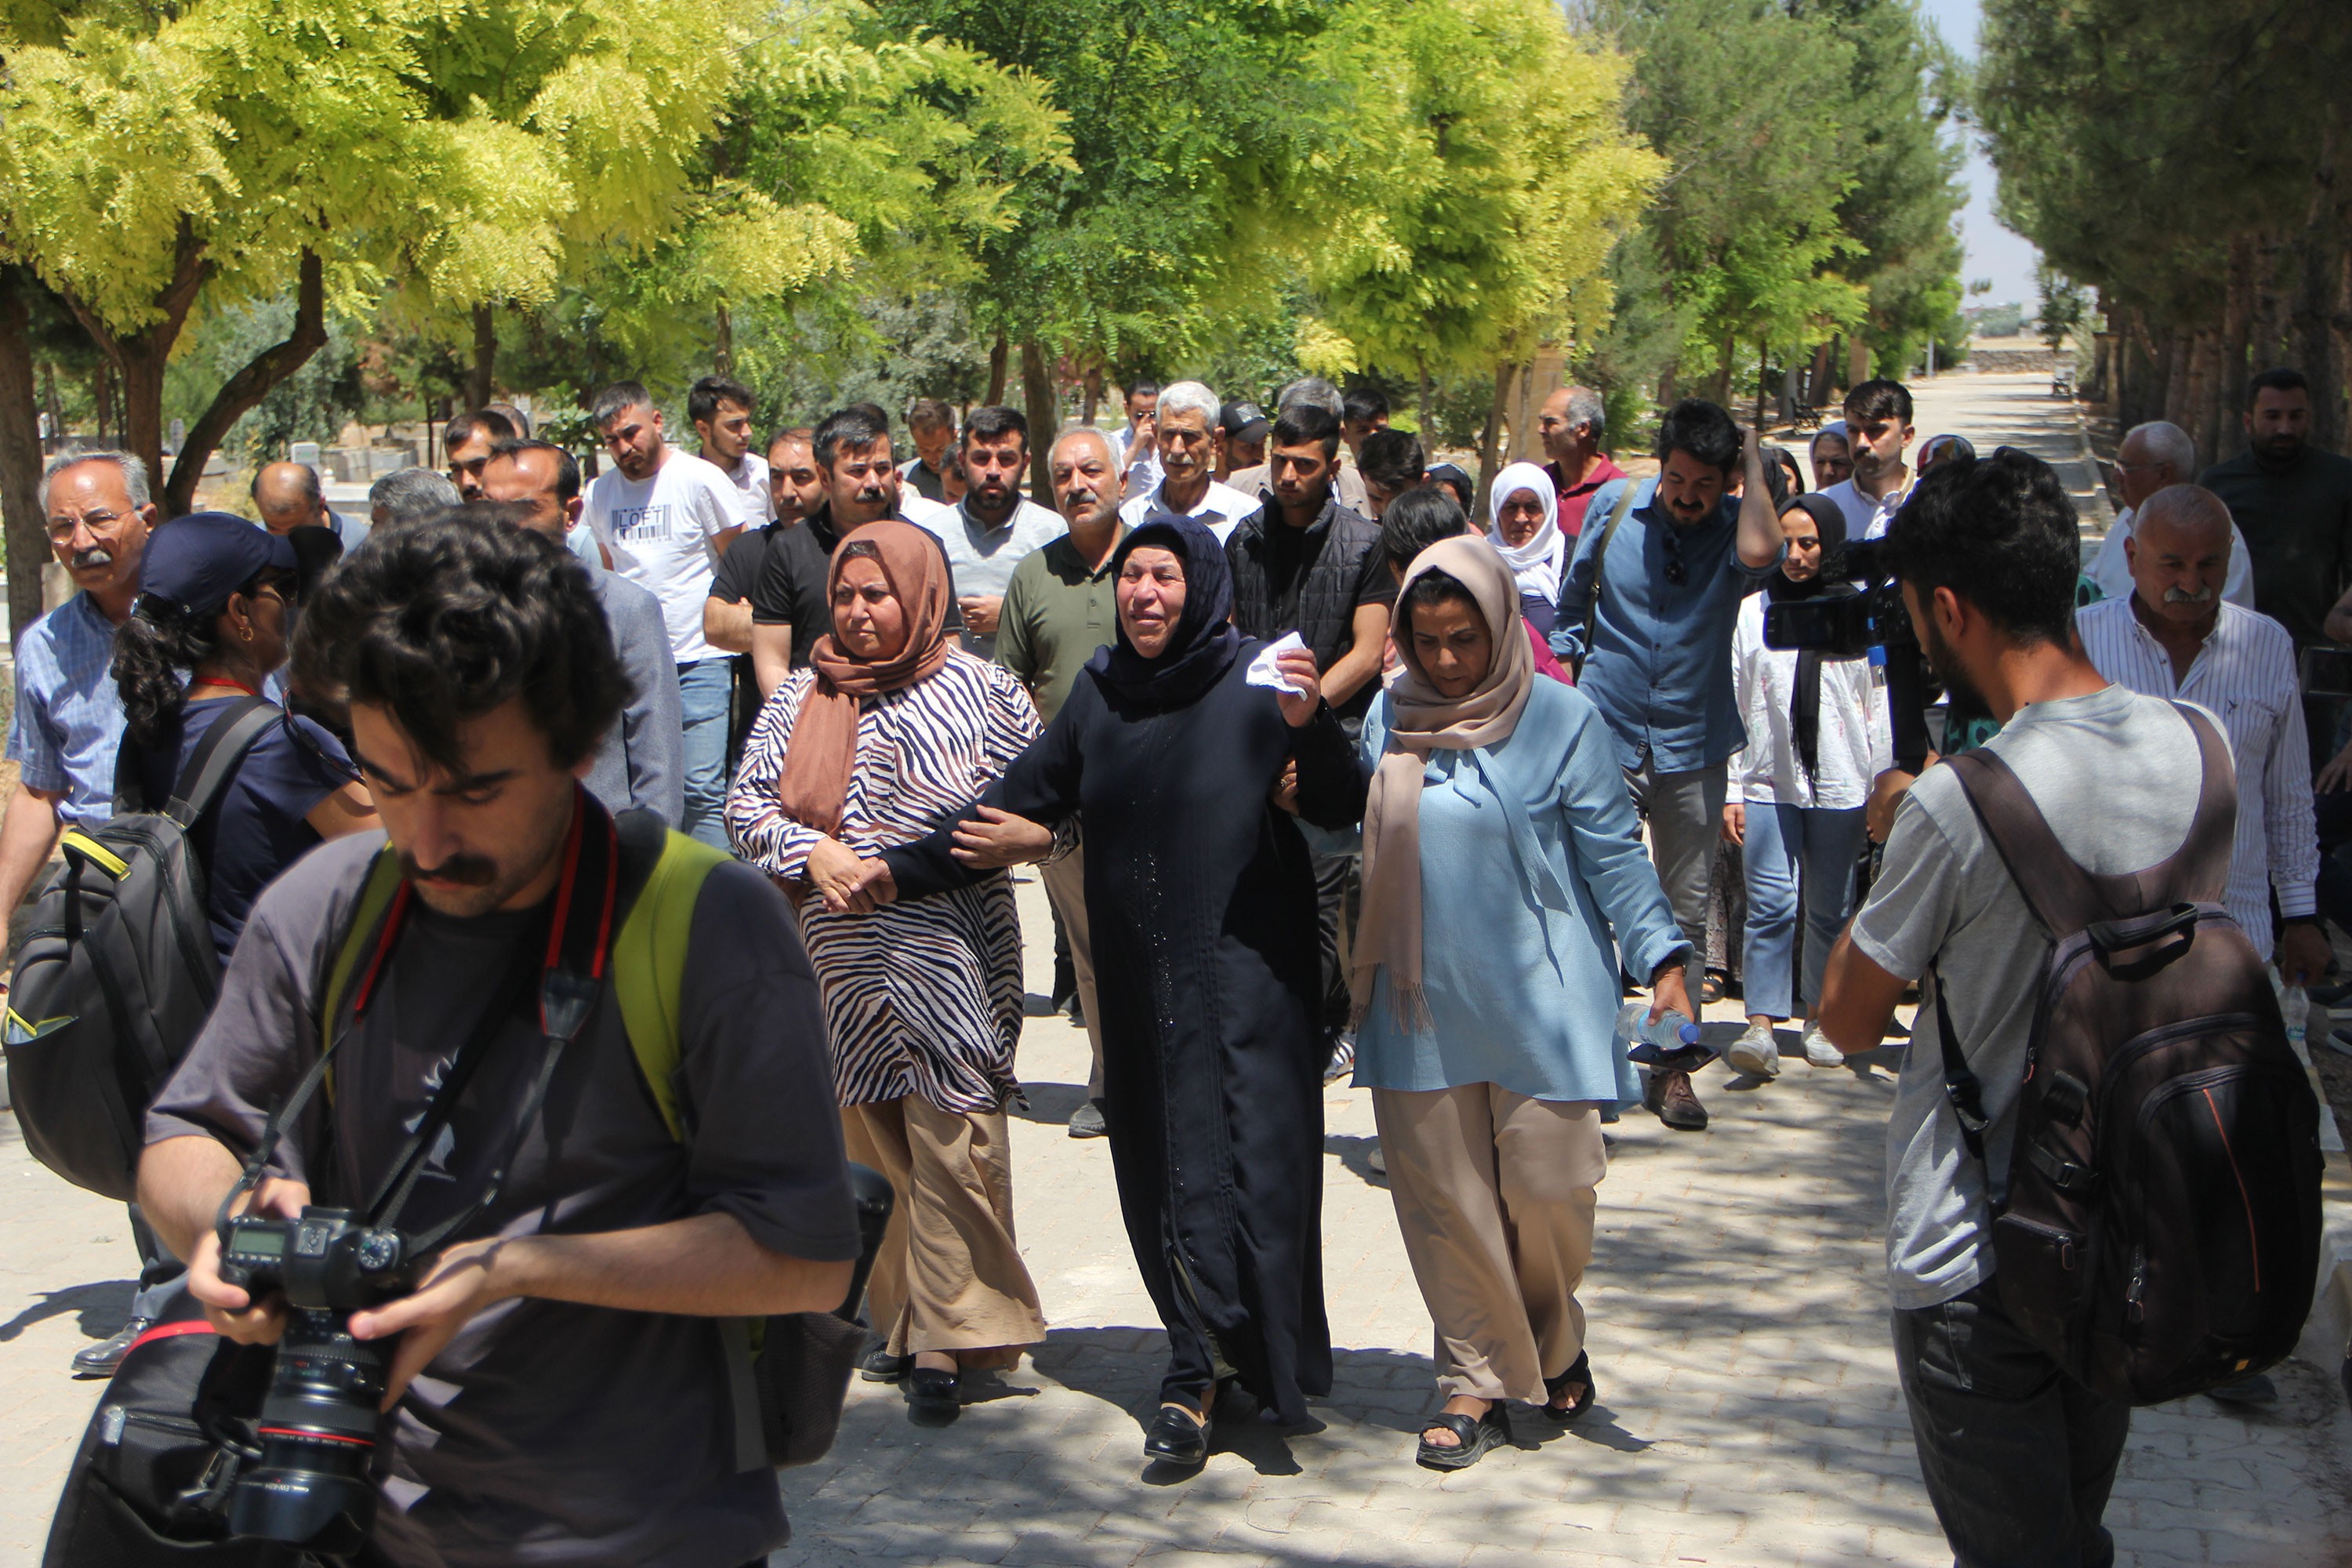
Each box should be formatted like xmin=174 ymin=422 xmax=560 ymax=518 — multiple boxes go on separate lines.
xmin=147 ymin=829 xmax=860 ymax=1568
xmin=1851 ymin=684 xmax=2205 ymax=1312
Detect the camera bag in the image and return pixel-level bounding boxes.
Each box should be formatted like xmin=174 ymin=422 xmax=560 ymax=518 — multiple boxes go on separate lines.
xmin=40 ymin=1299 xmax=312 ymax=1568
xmin=4 ymin=698 xmax=279 ymax=1200
xmin=1933 ymin=702 xmax=2324 ymax=1404
xmin=317 ymin=807 xmax=890 ymax=1472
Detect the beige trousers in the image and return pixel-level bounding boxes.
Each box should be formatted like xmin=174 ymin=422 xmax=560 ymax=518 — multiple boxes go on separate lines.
xmin=1041 ymin=843 xmax=1105 ymax=1100
xmin=842 ymin=1097 xmax=1045 ymax=1369
xmin=1371 ymin=1083 xmax=1607 ymax=1403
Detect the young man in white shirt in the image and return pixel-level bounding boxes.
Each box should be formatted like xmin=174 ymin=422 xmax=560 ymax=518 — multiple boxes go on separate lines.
xmin=691 ymin=374 xmax=774 ymax=532
xmin=1817 ymin=379 xmax=1915 ymax=542
xmin=1116 ymin=380 xmax=1262 ymax=543
xmin=1110 ymin=380 xmax=1162 ymax=502
xmin=923 ymin=406 xmax=1067 ymax=660
xmin=583 ymin=379 xmax=744 ymax=848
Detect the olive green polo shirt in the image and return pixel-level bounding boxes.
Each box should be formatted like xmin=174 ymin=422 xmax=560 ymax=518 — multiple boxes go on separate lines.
xmin=996 ymin=525 xmax=1127 ymax=723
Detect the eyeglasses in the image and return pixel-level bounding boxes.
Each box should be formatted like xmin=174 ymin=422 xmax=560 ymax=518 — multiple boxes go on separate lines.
xmin=45 ymin=509 xmax=125 ymax=543
xmin=1662 ymin=525 xmax=1689 ymax=586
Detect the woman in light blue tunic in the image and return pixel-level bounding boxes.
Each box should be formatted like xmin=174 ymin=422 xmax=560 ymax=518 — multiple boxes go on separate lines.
xmin=1351 ymin=534 xmax=1690 ymax=1470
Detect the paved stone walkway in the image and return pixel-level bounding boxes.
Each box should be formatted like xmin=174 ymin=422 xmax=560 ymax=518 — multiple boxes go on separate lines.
xmin=3 ymin=371 xmax=2348 ymax=1564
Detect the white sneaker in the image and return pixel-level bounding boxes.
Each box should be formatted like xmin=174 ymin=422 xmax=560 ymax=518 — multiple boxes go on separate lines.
xmin=1802 ymin=1025 xmax=1843 ymax=1068
xmin=1725 ymin=1020 xmax=1780 ymax=1079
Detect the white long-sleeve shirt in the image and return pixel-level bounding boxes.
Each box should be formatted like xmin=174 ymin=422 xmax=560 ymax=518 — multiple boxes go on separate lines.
xmin=2077 ymin=596 xmax=2317 ymax=953
xmin=1727 ymin=591 xmax=1893 ymax=811
xmin=2086 ymin=504 xmax=2256 ymax=611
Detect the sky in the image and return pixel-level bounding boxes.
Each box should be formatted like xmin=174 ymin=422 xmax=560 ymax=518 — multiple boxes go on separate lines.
xmin=1915 ymin=0 xmax=2042 ymax=309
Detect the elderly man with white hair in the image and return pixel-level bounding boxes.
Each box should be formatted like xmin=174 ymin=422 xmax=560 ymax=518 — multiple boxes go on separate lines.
xmin=2087 ymin=421 xmax=2254 ymax=608
xmin=2079 ymin=485 xmax=2322 ymax=977
xmin=1116 ymin=379 xmax=1262 ymax=543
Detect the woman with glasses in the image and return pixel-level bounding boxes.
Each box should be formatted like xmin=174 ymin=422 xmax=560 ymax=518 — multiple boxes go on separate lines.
xmin=111 ymin=513 xmax=377 ymax=963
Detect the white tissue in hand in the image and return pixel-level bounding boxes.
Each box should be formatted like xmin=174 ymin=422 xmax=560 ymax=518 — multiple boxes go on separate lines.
xmin=1246 ymin=631 xmax=1312 ymax=694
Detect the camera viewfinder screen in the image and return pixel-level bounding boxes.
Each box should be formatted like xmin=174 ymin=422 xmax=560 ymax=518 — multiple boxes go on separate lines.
xmin=237 ymin=1229 xmax=285 ymax=1257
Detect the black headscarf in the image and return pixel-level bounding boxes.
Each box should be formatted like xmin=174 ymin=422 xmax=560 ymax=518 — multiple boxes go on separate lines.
xmin=1085 ymin=514 xmax=1243 ymax=711
xmin=1766 ymin=494 xmax=1852 ymax=778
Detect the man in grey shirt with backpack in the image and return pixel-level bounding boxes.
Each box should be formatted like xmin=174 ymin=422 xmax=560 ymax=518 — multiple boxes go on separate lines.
xmin=1820 ymin=449 xmax=2318 ymax=1567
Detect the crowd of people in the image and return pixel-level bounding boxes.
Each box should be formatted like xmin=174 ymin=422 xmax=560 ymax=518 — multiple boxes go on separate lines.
xmin=7 ymin=354 xmax=2350 ymax=1568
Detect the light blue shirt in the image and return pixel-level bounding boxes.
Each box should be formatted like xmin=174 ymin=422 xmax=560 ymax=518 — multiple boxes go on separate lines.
xmin=1550 ymin=477 xmax=1781 ymax=772
xmin=6 ymin=593 xmax=126 ymax=827
xmin=1352 ymin=678 xmax=1689 ymax=1103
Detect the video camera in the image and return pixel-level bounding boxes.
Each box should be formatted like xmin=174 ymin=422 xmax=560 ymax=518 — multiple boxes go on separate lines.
xmin=1760 ymin=536 xmax=1912 ymax=661
xmin=213 ymin=1207 xmax=422 ymax=1553
xmin=1759 ymin=535 xmax=1942 ymax=771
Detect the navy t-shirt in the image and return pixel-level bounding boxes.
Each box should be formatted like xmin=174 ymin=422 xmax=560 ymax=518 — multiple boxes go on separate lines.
xmin=125 ymin=697 xmax=358 ymax=964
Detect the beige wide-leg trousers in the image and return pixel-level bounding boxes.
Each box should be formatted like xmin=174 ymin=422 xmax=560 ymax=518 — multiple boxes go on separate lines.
xmin=1371 ymin=1083 xmax=1606 ymax=1403
xmin=843 ymin=1097 xmax=1045 ymax=1370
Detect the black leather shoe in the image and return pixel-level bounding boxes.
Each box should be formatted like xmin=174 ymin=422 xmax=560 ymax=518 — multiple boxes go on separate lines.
xmin=906 ymin=1366 xmax=960 ymax=1421
xmin=858 ymin=1345 xmax=911 ymax=1382
xmin=71 ymin=1316 xmax=154 ymax=1379
xmin=1142 ymin=1403 xmax=1209 ymax=1468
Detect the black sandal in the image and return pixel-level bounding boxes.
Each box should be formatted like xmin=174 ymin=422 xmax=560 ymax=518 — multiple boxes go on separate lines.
xmin=1541 ymin=1352 xmax=1595 ymax=1423
xmin=1416 ymin=1400 xmax=1512 ymax=1471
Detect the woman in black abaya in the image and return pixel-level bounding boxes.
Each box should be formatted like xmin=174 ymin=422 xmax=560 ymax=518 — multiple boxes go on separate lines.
xmin=874 ymin=515 xmax=1368 ymax=1468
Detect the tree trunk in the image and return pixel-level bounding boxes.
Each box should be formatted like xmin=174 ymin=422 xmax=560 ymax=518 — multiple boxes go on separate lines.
xmin=2215 ymin=238 xmax=2256 ymax=465
xmin=1417 ymin=358 xmax=1433 ymax=434
xmin=1019 ymin=339 xmax=1058 ymax=503
xmin=985 ymin=335 xmax=1008 ymax=406
xmin=160 ymin=249 xmax=328 ymax=517
xmin=468 ymin=303 xmax=498 ymax=408
xmin=1753 ymin=340 xmax=1768 ymax=433
xmin=1847 ymin=336 xmax=1871 ymax=389
xmin=1806 ymin=342 xmax=1835 ymax=408
xmin=1080 ymin=361 xmax=1102 ymax=428
xmin=91 ymin=365 xmax=114 ymax=447
xmin=1475 ymin=361 xmax=1512 ymax=514
xmin=0 ymin=271 xmax=49 ymax=644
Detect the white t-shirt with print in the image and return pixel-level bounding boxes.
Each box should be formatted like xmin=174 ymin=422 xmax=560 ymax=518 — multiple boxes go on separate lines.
xmin=584 ymin=448 xmax=742 ymax=664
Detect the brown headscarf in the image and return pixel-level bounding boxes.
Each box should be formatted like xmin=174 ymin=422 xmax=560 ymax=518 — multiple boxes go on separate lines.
xmin=774 ymin=519 xmax=953 ymax=837
xmin=1351 ymin=534 xmax=1534 ymax=1029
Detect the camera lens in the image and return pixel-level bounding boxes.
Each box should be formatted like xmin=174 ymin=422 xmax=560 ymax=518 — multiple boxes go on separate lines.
xmin=227 ymin=1309 xmax=384 ymax=1553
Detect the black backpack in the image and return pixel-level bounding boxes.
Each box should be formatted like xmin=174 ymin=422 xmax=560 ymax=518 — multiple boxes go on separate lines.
xmin=1935 ymin=704 xmax=2325 ymax=1405
xmin=2 ymin=697 xmax=278 ymax=1201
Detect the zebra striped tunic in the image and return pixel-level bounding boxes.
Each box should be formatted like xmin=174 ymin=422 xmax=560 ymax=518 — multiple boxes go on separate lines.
xmin=728 ymin=651 xmax=1050 ymax=1112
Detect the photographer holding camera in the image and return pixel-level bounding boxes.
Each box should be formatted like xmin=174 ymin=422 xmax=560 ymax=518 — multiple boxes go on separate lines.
xmin=1817 ymin=450 xmax=2209 ymax=1565
xmin=136 ymin=516 xmax=862 ymax=1567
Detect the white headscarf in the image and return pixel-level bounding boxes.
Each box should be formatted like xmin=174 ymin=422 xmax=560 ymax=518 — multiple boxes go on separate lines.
xmin=1486 ymin=460 xmax=1564 ymax=608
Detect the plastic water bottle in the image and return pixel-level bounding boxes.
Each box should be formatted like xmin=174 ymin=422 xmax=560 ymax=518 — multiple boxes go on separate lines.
xmin=1616 ymin=1000 xmax=1703 ymax=1065
xmin=2281 ymin=984 xmax=2310 ymax=1065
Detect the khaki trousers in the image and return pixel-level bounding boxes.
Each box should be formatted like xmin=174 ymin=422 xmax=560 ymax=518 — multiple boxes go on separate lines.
xmin=1041 ymin=843 xmax=1105 ymax=1100
xmin=842 ymin=1097 xmax=1045 ymax=1369
xmin=1371 ymin=1083 xmax=1607 ymax=1403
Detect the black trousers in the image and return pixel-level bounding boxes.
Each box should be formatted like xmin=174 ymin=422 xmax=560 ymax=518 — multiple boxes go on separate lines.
xmin=1891 ymin=1278 xmax=2130 ymax=1568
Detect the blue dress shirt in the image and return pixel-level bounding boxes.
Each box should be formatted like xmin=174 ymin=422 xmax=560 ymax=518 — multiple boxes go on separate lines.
xmin=1549 ymin=477 xmax=1782 ymax=772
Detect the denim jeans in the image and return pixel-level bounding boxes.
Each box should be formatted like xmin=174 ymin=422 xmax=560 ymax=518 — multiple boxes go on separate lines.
xmin=1739 ymin=802 xmax=1867 ymax=1020
xmin=1891 ymin=1279 xmax=2130 ymax=1568
xmin=676 ymin=659 xmax=733 ymax=850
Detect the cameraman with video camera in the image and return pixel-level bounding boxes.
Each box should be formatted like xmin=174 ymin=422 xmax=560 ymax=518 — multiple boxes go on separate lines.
xmin=136 ymin=515 xmax=862 ymax=1567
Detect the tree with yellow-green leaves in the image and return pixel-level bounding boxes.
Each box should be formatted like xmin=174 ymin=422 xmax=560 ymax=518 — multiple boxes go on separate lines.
xmin=1301 ymin=0 xmax=1663 ymax=490
xmin=0 ymin=0 xmax=735 ymax=547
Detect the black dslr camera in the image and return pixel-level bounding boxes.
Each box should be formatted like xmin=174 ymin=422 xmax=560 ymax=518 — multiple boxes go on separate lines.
xmin=1761 ymin=536 xmax=1913 ymax=659
xmin=215 ymin=1207 xmax=421 ymax=1552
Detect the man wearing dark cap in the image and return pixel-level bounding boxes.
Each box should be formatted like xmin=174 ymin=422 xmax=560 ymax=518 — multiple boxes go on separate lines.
xmin=1217 ymin=401 xmax=1269 ymax=482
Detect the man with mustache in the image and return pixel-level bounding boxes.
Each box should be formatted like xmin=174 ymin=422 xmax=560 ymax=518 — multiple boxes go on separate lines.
xmin=2078 ymin=486 xmax=2325 ymax=1014
xmin=745 ymin=404 xmax=961 ymax=695
xmin=138 ymin=514 xmax=860 ymax=1568
xmin=994 ymin=426 xmax=1126 ymax=1137
xmin=2200 ymin=367 xmax=2352 ymax=661
xmin=924 ymin=405 xmax=1066 ymax=660
xmin=5 ymin=448 xmax=159 ymax=1376
xmin=1552 ymin=400 xmax=1784 ymax=1133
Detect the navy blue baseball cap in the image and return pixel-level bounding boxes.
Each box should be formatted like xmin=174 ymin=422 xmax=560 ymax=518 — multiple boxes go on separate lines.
xmin=137 ymin=511 xmax=299 ymax=618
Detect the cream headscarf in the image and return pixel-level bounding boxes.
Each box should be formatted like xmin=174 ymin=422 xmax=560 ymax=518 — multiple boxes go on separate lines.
xmin=1486 ymin=460 xmax=1565 ymax=608
xmin=1352 ymin=534 xmax=1534 ymax=1029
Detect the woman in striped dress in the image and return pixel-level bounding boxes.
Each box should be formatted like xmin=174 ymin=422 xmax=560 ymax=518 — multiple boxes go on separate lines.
xmin=726 ymin=519 xmax=1048 ymax=1423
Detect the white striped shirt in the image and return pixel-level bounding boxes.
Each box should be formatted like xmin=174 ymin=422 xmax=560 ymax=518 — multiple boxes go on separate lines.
xmin=2077 ymin=596 xmax=2318 ymax=952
